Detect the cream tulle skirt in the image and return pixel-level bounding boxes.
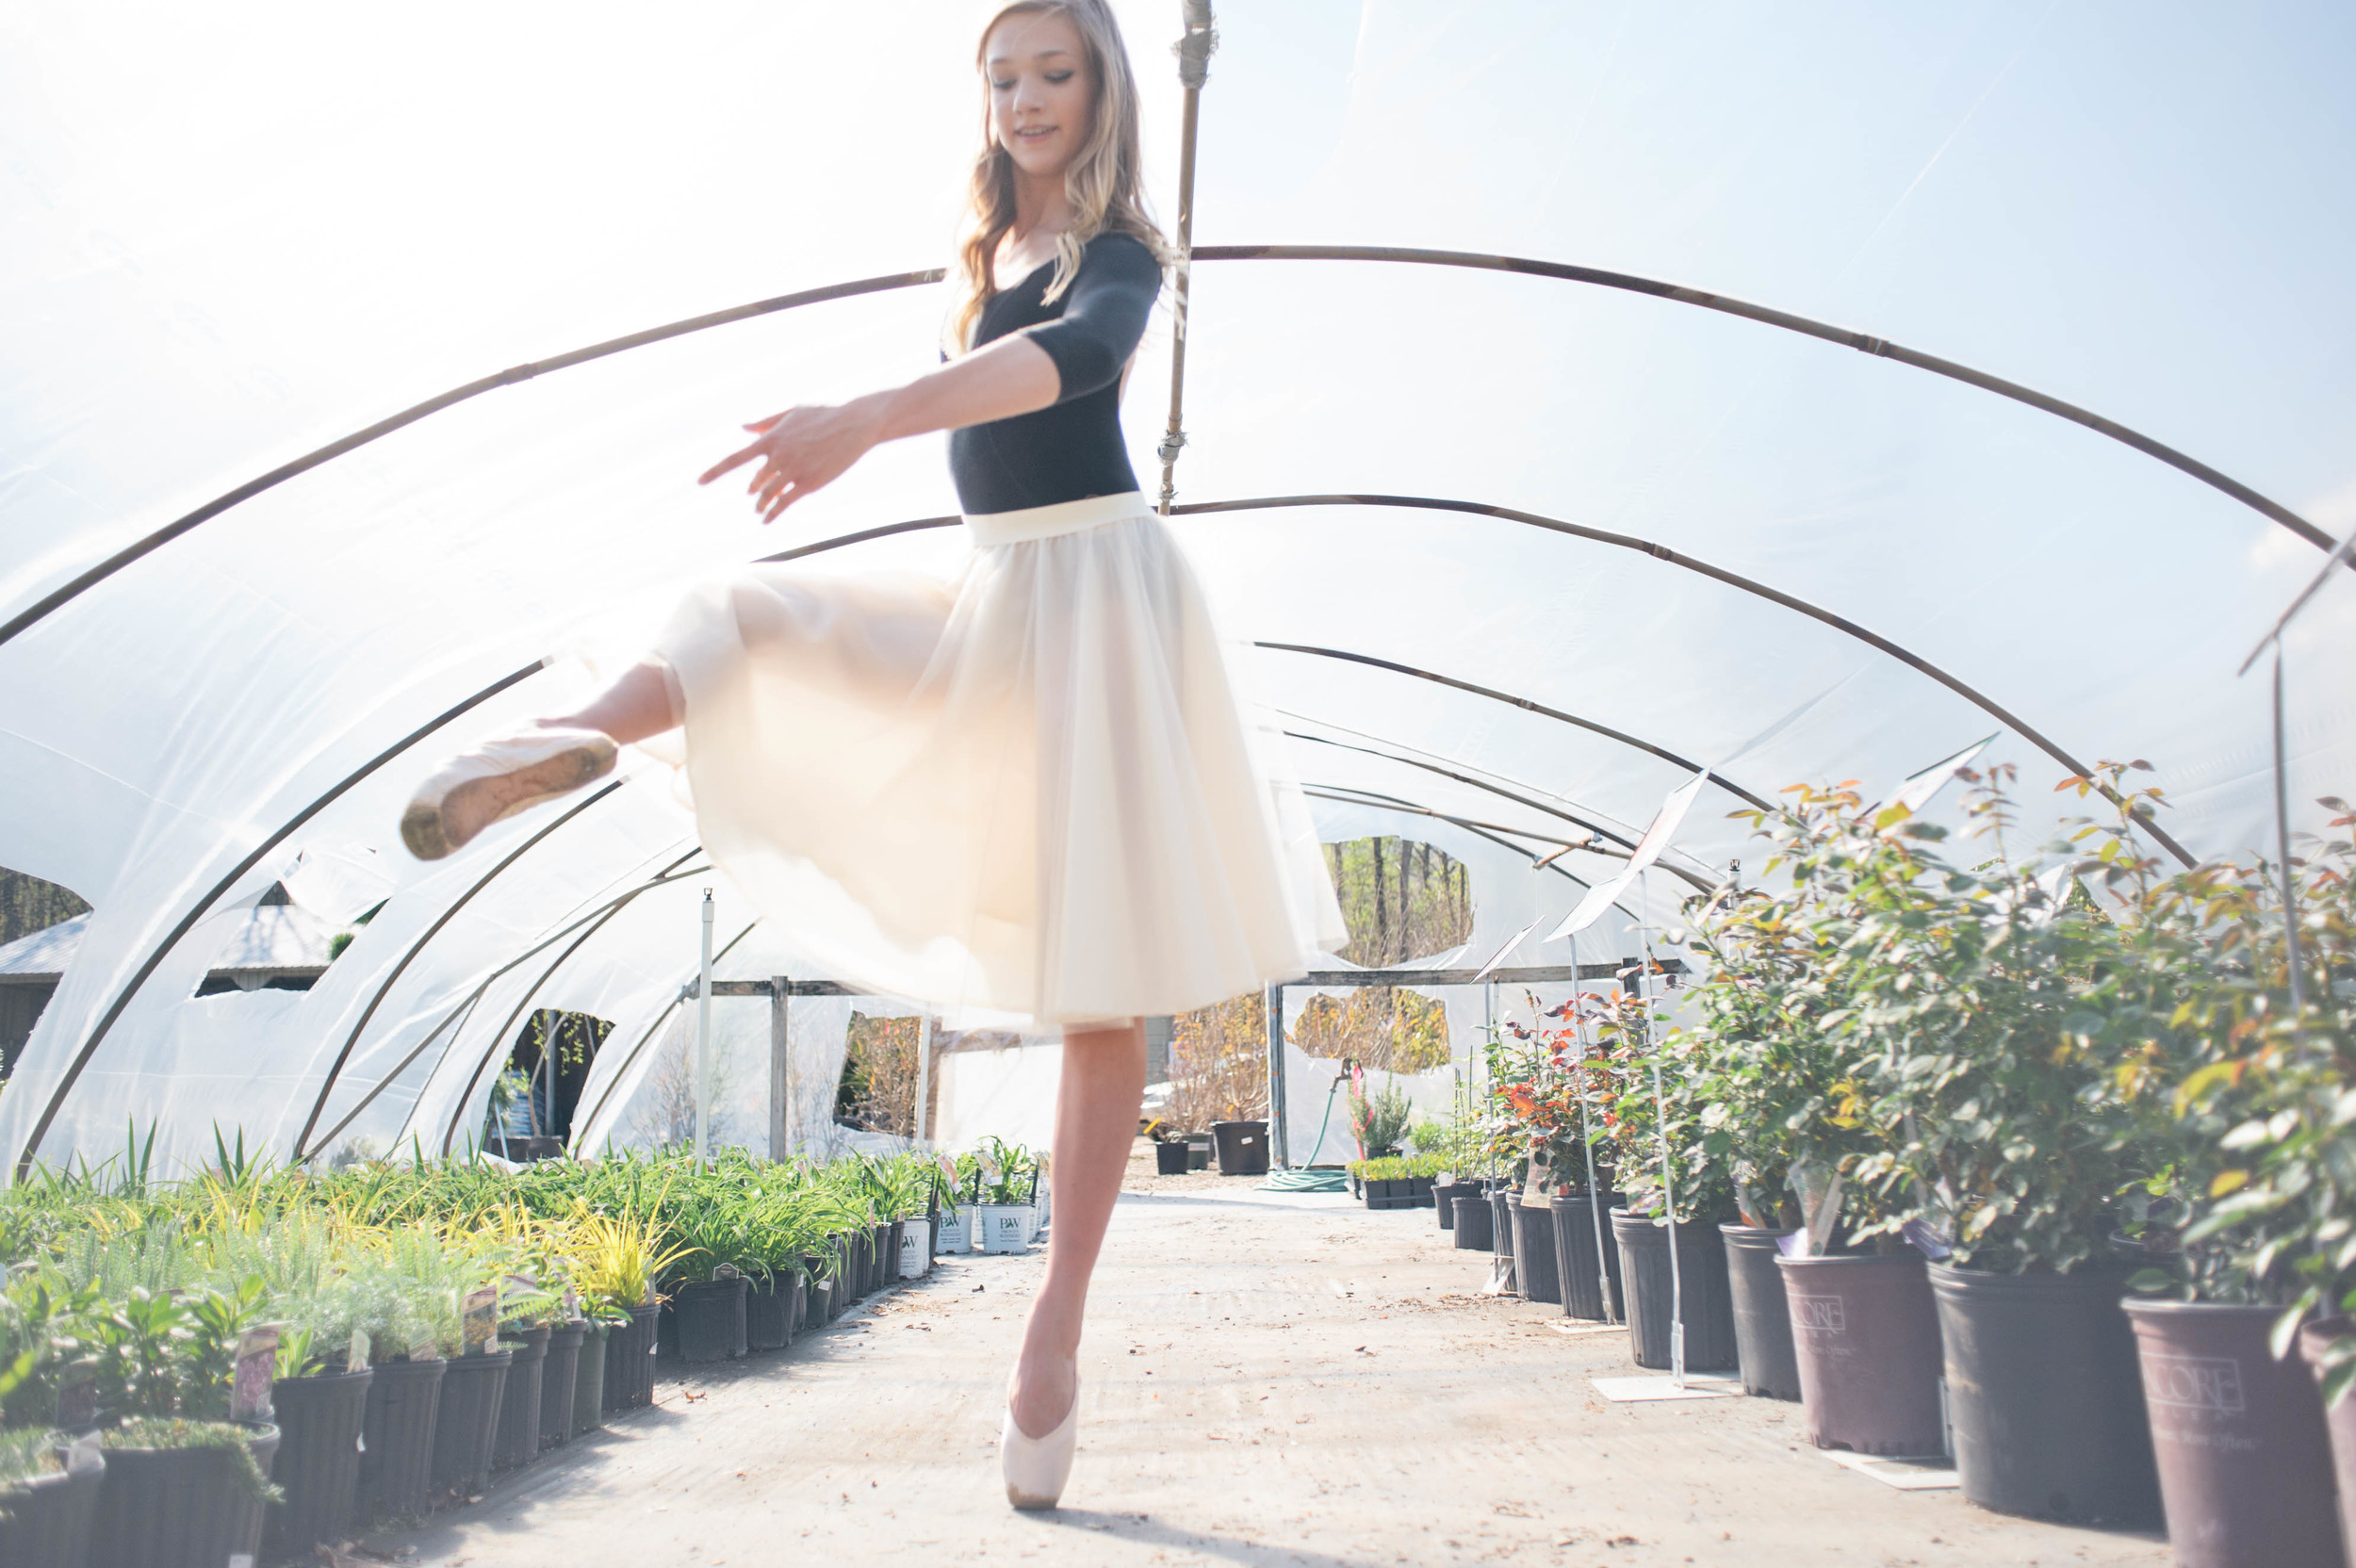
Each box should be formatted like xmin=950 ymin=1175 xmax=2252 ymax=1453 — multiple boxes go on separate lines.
xmin=651 ymin=491 xmax=1344 ymax=1024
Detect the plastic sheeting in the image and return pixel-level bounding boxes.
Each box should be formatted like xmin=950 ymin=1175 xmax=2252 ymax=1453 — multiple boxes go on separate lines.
xmin=3 ymin=2 xmax=2352 ymax=1175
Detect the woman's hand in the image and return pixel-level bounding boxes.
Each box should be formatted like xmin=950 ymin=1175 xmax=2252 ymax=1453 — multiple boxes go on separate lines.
xmin=698 ymin=397 xmax=889 ymax=523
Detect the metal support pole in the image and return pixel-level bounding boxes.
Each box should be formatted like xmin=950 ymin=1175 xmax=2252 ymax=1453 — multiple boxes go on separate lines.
xmin=1571 ymin=931 xmax=1617 ymax=1323
xmin=1265 ymin=982 xmax=1289 ymax=1168
xmin=1639 ymin=874 xmax=1684 ymax=1384
xmin=1156 ymin=0 xmax=1216 ymax=513
xmin=914 ymin=1013 xmax=936 ymax=1145
xmin=768 ymin=975 xmax=791 ymax=1162
xmin=2274 ymin=648 xmax=2309 ymax=1018
xmin=695 ymin=890 xmax=713 ymax=1172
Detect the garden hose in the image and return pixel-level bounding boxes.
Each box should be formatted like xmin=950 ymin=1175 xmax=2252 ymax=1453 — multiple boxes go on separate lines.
xmin=1257 ymin=1071 xmax=1350 ymax=1193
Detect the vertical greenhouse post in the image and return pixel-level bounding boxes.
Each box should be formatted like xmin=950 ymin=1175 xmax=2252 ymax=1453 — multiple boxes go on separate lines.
xmin=913 ymin=1013 xmax=935 ymax=1145
xmin=1265 ymin=982 xmax=1289 ymax=1168
xmin=695 ymin=889 xmax=713 ymax=1173
xmin=768 ymin=975 xmax=791 ymax=1161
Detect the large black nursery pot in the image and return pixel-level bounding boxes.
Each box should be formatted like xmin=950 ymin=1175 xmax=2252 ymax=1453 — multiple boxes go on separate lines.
xmin=748 ymin=1274 xmax=796 ymax=1350
xmin=1930 ymin=1264 xmax=2158 ymax=1525
xmin=266 ymin=1364 xmax=372 ymax=1559
xmin=0 ymin=1439 xmax=102 ymax=1568
xmin=1432 ymin=1175 xmax=1469 ymax=1231
xmin=1211 ymin=1119 xmax=1269 ymax=1176
xmin=2299 ymin=1315 xmax=2356 ymax=1560
xmin=429 ymin=1348 xmax=513 ymax=1499
xmin=1553 ymin=1194 xmax=1626 ymax=1322
xmin=570 ymin=1322 xmax=608 ymax=1439
xmin=357 ymin=1355 xmax=445 ymax=1522
xmin=1489 ymin=1187 xmax=1519 ymax=1295
xmin=1778 ymin=1251 xmax=1943 ymax=1455
xmin=1721 ymin=1225 xmax=1801 ymax=1399
xmin=1612 ymin=1209 xmax=1739 ymax=1372
xmin=541 ymin=1320 xmax=588 ymax=1449
xmin=1450 ymin=1192 xmax=1495 ymax=1250
xmin=1511 ymin=1198 xmax=1562 ymax=1305
xmin=604 ymin=1302 xmax=661 ymax=1411
xmin=90 ymin=1420 xmax=277 ymax=1568
xmin=492 ymin=1325 xmax=550 ymax=1469
xmin=675 ymin=1275 xmax=751 ymax=1363
xmin=2125 ymin=1298 xmax=2338 ymax=1568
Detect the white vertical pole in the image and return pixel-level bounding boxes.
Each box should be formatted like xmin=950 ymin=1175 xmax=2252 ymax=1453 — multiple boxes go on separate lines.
xmin=913 ymin=1014 xmax=935 ymax=1146
xmin=1572 ymin=931 xmax=1617 ymax=1324
xmin=695 ymin=890 xmax=714 ymax=1174
xmin=1639 ymin=872 xmax=1685 ymax=1386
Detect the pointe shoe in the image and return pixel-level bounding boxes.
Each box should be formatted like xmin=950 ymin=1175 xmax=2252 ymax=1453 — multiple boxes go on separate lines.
xmin=1000 ymin=1376 xmax=1079 ymax=1511
xmin=400 ymin=725 xmax=617 ymax=861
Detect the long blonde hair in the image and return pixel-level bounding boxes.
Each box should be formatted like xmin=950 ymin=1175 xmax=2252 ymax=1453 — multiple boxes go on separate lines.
xmin=946 ymin=0 xmax=1170 ymax=353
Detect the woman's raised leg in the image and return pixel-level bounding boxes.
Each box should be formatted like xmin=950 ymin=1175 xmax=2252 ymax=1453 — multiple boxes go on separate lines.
xmin=1006 ymin=1018 xmax=1147 ymax=1459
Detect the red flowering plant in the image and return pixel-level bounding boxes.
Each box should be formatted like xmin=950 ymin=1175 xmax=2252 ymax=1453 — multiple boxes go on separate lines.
xmin=1481 ymin=993 xmax=1618 ymax=1196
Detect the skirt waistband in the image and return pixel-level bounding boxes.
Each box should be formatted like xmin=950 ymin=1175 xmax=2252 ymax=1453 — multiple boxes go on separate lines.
xmin=963 ymin=490 xmax=1149 ymax=547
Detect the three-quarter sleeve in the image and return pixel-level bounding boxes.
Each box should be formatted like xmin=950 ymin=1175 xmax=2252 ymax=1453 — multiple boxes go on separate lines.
xmin=1023 ymin=234 xmax=1162 ymax=404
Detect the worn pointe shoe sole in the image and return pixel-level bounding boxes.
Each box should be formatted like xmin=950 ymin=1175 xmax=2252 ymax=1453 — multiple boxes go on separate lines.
xmin=1001 ymin=1380 xmax=1079 ymax=1511
xmin=401 ymin=729 xmax=617 ymax=860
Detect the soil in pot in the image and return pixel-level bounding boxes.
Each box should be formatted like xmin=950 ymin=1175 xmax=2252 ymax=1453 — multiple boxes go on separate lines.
xmin=357 ymin=1356 xmax=445 ymax=1522
xmin=2299 ymin=1315 xmax=2356 ymax=1560
xmin=492 ymin=1325 xmax=550 ymax=1469
xmin=1512 ymin=1200 xmax=1562 ymax=1305
xmin=1721 ymin=1225 xmax=1801 ymax=1399
xmin=1929 ymin=1264 xmax=2156 ymax=1525
xmin=2126 ymin=1298 xmax=2337 ymax=1568
xmin=90 ymin=1420 xmax=278 ymax=1568
xmin=1777 ymin=1250 xmax=1942 ymax=1455
xmin=0 ymin=1440 xmax=103 ymax=1568
xmin=540 ymin=1321 xmax=587 ymax=1449
xmin=571 ymin=1322 xmax=608 ymax=1439
xmin=1450 ymin=1193 xmax=1494 ymax=1250
xmin=429 ymin=1348 xmax=513 ymax=1501
xmin=604 ymin=1303 xmax=661 ymax=1411
xmin=747 ymin=1277 xmax=794 ymax=1350
xmin=1552 ymin=1194 xmax=1625 ymax=1323
xmin=266 ymin=1364 xmax=372 ymax=1559
xmin=674 ymin=1277 xmax=750 ymax=1364
xmin=1613 ymin=1209 xmax=1739 ymax=1373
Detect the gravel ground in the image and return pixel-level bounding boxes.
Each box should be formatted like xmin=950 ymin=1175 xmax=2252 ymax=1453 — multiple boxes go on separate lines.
xmin=365 ymin=1142 xmax=2173 ymax=1567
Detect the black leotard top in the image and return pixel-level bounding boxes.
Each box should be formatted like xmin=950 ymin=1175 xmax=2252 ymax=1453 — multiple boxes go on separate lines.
xmin=948 ymin=231 xmax=1162 ymax=515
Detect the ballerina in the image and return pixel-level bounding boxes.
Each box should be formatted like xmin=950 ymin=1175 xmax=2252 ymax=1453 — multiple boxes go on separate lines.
xmin=400 ymin=0 xmax=1338 ymax=1511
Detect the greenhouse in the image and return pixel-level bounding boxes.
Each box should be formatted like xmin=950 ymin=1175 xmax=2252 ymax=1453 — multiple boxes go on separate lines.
xmin=2 ymin=1 xmax=2353 ymax=1564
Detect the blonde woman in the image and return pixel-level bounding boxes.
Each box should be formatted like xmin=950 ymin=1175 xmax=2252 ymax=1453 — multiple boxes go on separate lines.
xmin=400 ymin=0 xmax=1337 ymax=1511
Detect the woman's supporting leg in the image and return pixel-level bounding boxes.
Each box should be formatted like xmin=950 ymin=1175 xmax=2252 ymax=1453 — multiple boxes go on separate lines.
xmin=1007 ymin=1017 xmax=1148 ymax=1439
xmin=542 ymin=659 xmax=680 ymax=747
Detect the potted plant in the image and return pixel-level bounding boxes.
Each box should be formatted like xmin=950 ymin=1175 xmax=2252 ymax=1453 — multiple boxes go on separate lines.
xmin=974 ymin=1137 xmax=1037 ymax=1254
xmin=0 ymin=1428 xmax=102 ymax=1568
xmin=572 ymin=1210 xmax=686 ymax=1413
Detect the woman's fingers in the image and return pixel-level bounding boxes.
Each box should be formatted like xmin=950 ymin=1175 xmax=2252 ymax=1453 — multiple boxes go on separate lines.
xmin=744 ymin=412 xmax=785 ymax=433
xmin=699 ymin=439 xmax=764 ymax=485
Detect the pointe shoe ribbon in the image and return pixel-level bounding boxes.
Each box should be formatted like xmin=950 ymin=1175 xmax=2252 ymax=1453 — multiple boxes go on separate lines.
xmin=1000 ymin=1376 xmax=1079 ymax=1511
xmin=400 ymin=725 xmax=618 ymax=861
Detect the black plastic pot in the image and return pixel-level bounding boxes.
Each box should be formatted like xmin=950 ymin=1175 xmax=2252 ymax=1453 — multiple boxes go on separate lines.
xmin=2299 ymin=1316 xmax=2356 ymax=1561
xmin=1778 ymin=1251 xmax=1942 ymax=1454
xmin=748 ymin=1276 xmax=795 ymax=1349
xmin=1928 ymin=1264 xmax=2156 ymax=1525
xmin=0 ymin=1441 xmax=102 ymax=1568
xmin=492 ymin=1325 xmax=549 ymax=1469
xmin=1721 ymin=1225 xmax=1801 ymax=1399
xmin=266 ymin=1364 xmax=372 ymax=1558
xmin=429 ymin=1348 xmax=512 ymax=1499
xmin=1154 ymin=1140 xmax=1190 ymax=1175
xmin=675 ymin=1276 xmax=750 ymax=1363
xmin=1411 ymin=1175 xmax=1436 ymax=1208
xmin=1613 ymin=1209 xmax=1739 ymax=1372
xmin=540 ymin=1321 xmax=586 ymax=1449
xmin=1511 ymin=1200 xmax=1562 ymax=1305
xmin=604 ymin=1303 xmax=660 ymax=1411
xmin=1489 ymin=1187 xmax=1518 ymax=1295
xmin=1551 ymin=1194 xmax=1625 ymax=1322
xmin=873 ymin=1223 xmax=896 ymax=1291
xmin=90 ymin=1420 xmax=277 ymax=1568
xmin=1186 ymin=1136 xmax=1212 ymax=1169
xmin=2125 ymin=1298 xmax=2338 ymax=1568
xmin=1432 ymin=1176 xmax=1466 ymax=1231
xmin=1450 ymin=1193 xmax=1495 ymax=1250
xmin=571 ymin=1323 xmax=607 ymax=1439
xmin=356 ymin=1356 xmax=444 ymax=1522
xmin=1211 ymin=1119 xmax=1269 ymax=1176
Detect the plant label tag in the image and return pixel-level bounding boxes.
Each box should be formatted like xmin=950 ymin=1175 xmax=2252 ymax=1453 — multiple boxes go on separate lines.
xmin=1901 ymin=1219 xmax=1954 ymax=1260
xmin=463 ymin=1286 xmax=499 ymax=1354
xmin=55 ymin=1370 xmax=95 ymax=1431
xmin=230 ymin=1324 xmax=281 ymax=1423
xmin=349 ymin=1328 xmax=371 ymax=1372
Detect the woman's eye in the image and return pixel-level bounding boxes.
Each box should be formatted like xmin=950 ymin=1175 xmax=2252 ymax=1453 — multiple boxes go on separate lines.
xmin=991 ymin=78 xmax=1015 ymax=90
xmin=1045 ymin=70 xmax=1074 ymax=84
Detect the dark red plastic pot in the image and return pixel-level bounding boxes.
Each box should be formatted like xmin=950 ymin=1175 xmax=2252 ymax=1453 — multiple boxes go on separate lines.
xmin=1613 ymin=1209 xmax=1738 ymax=1372
xmin=1778 ymin=1251 xmax=1943 ymax=1455
xmin=1553 ymin=1194 xmax=1625 ymax=1322
xmin=1930 ymin=1265 xmax=2158 ymax=1525
xmin=492 ymin=1326 xmax=549 ymax=1469
xmin=90 ymin=1421 xmax=277 ymax=1568
xmin=2299 ymin=1315 xmax=2356 ymax=1560
xmin=429 ymin=1348 xmax=512 ymax=1499
xmin=674 ymin=1277 xmax=749 ymax=1363
xmin=540 ymin=1320 xmax=587 ymax=1448
xmin=1450 ymin=1194 xmax=1494 ymax=1250
xmin=0 ymin=1441 xmax=102 ymax=1568
xmin=266 ymin=1364 xmax=372 ymax=1558
xmin=1511 ymin=1200 xmax=1562 ymax=1305
xmin=1721 ymin=1225 xmax=1800 ymax=1399
xmin=603 ymin=1302 xmax=661 ymax=1411
xmin=2125 ymin=1299 xmax=2337 ymax=1568
xmin=356 ymin=1356 xmax=444 ymax=1521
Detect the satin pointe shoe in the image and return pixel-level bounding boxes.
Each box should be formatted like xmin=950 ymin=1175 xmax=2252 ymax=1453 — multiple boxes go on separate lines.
xmin=400 ymin=725 xmax=617 ymax=861
xmin=1000 ymin=1375 xmax=1080 ymax=1511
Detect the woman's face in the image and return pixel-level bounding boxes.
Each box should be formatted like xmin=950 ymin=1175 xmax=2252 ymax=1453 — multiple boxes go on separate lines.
xmin=985 ymin=8 xmax=1094 ymax=183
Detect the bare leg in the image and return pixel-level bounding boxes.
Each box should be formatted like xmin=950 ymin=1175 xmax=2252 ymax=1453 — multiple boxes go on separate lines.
xmin=541 ymin=659 xmax=680 ymax=747
xmin=1007 ymin=1018 xmax=1147 ymax=1438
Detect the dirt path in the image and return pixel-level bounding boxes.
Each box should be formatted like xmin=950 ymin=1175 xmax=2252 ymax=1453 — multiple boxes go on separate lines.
xmin=373 ymin=1148 xmax=2171 ymax=1567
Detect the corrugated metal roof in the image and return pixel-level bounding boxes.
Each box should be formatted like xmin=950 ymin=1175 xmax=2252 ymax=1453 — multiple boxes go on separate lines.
xmin=0 ymin=901 xmax=341 ymax=982
xmin=0 ymin=912 xmax=90 ymax=980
